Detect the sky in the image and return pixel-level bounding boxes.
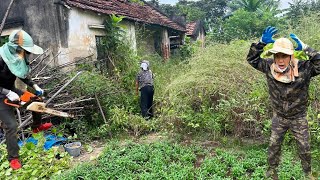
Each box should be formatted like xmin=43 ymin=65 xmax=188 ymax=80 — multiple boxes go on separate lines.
xmin=158 ymin=0 xmax=293 ymax=9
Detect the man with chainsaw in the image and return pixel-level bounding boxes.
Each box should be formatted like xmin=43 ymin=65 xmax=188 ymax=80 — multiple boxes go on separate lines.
xmin=247 ymin=26 xmax=318 ymax=179
xmin=0 ymin=30 xmax=51 ymax=170
xmin=136 ymin=60 xmax=154 ymax=119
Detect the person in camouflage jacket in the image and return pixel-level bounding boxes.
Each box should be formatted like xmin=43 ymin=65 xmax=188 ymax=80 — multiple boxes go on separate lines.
xmin=247 ymin=26 xmax=319 ymax=179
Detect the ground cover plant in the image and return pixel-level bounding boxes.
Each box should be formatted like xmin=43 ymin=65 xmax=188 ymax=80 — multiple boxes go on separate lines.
xmin=53 ymin=139 xmax=319 ymax=179
xmin=0 ymin=133 xmax=71 ymax=180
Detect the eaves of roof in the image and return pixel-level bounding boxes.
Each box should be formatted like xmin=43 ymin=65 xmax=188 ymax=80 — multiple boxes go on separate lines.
xmin=64 ymin=0 xmax=186 ymax=32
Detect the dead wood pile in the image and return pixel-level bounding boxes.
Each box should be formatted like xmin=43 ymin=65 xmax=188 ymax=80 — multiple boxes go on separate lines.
xmin=0 ymin=49 xmax=103 ymax=143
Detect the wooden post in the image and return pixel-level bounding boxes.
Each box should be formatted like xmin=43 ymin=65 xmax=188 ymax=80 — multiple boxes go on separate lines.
xmin=161 ymin=29 xmax=170 ymax=60
xmin=0 ymin=0 xmax=15 ymax=35
xmin=95 ymin=93 xmax=107 ymax=124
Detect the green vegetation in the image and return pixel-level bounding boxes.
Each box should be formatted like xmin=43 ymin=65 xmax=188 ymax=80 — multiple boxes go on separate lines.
xmin=228 ymin=0 xmax=279 ymax=12
xmin=0 ymin=36 xmax=8 ymax=46
xmin=1 ymin=0 xmax=320 ymax=178
xmin=53 ymin=140 xmax=319 ymax=179
xmin=0 ymin=133 xmax=71 ymax=179
xmin=52 ymin=12 xmax=320 ymax=178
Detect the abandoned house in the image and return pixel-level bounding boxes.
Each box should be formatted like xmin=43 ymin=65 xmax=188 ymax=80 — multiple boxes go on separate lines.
xmin=0 ymin=0 xmax=186 ymax=65
xmin=186 ymin=20 xmax=206 ymax=48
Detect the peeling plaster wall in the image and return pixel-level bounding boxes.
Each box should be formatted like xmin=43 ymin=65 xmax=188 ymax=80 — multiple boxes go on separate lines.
xmin=62 ymin=8 xmax=138 ymax=64
xmin=0 ymin=0 xmax=67 ymax=64
xmin=121 ymin=21 xmax=137 ymax=53
xmin=0 ymin=1 xmax=174 ymax=63
xmin=197 ymin=28 xmax=205 ymax=48
xmin=144 ymin=33 xmax=156 ymax=53
xmin=0 ymin=0 xmax=63 ymax=50
xmin=60 ymin=8 xmax=106 ymax=64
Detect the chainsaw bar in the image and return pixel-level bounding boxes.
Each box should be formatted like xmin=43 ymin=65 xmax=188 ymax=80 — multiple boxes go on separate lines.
xmin=26 ymin=102 xmax=74 ymax=118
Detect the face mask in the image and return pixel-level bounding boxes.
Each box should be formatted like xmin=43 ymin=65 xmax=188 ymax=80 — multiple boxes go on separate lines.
xmin=140 ymin=62 xmax=148 ymax=70
xmin=24 ymin=50 xmax=31 ymax=64
xmin=0 ymin=43 xmax=30 ymax=78
xmin=276 ymin=64 xmax=288 ymax=73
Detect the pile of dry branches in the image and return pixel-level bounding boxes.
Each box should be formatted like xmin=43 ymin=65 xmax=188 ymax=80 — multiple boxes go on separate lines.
xmin=0 ymin=49 xmax=105 ymax=143
xmin=29 ymin=50 xmax=94 ymax=120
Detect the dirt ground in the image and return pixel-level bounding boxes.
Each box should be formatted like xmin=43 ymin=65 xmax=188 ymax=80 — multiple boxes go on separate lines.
xmin=71 ymin=140 xmax=105 ymax=164
xmin=71 ymin=133 xmax=165 ymax=165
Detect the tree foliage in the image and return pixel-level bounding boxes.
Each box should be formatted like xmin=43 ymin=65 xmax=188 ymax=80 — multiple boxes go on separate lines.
xmin=196 ymin=0 xmax=229 ymax=30
xmin=207 ymin=0 xmax=282 ymax=42
xmin=209 ymin=9 xmax=284 ymax=42
xmin=159 ymin=4 xmax=180 ymax=17
xmin=177 ymin=0 xmax=229 ymax=30
xmin=147 ymin=0 xmax=229 ymax=29
xmin=176 ymin=4 xmax=206 ymax=22
xmin=228 ymin=0 xmax=280 ymax=12
xmin=147 ymin=0 xmax=160 ymax=8
xmin=285 ymin=0 xmax=320 ymax=25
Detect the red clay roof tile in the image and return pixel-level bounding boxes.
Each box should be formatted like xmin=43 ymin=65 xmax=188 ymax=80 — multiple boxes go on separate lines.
xmin=186 ymin=21 xmax=197 ymax=36
xmin=64 ymin=0 xmax=186 ymax=32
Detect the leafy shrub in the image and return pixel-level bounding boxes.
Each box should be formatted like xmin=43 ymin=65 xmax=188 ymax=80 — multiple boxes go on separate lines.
xmin=108 ymin=106 xmax=152 ymax=136
xmin=157 ymin=14 xmax=320 ymax=149
xmin=180 ymin=36 xmax=196 ymax=60
xmin=0 ymin=133 xmax=71 ymax=179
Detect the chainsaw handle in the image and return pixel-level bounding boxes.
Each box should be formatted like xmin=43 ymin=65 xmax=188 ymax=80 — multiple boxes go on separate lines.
xmin=4 ymin=99 xmax=21 ymax=108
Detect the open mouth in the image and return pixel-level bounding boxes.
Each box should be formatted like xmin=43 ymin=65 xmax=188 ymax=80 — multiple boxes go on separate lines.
xmin=278 ymin=65 xmax=286 ymax=69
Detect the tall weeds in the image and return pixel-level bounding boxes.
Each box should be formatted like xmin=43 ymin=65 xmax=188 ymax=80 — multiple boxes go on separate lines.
xmin=157 ymin=14 xmax=320 ymax=146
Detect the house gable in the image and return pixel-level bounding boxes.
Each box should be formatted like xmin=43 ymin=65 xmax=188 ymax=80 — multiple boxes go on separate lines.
xmin=186 ymin=20 xmax=206 ymax=47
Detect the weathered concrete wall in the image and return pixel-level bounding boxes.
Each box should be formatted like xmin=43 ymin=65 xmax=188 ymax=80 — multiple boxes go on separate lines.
xmin=61 ymin=8 xmax=106 ymax=64
xmin=135 ymin=24 xmax=166 ymax=57
xmin=0 ymin=0 xmax=67 ymax=56
xmin=0 ymin=1 xmax=173 ymax=63
xmin=197 ymin=27 xmax=205 ymax=48
xmin=121 ymin=21 xmax=137 ymax=53
xmin=61 ymin=8 xmax=139 ymax=64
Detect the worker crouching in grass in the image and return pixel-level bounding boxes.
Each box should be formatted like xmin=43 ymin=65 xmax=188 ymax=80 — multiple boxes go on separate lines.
xmin=247 ymin=26 xmax=318 ymax=180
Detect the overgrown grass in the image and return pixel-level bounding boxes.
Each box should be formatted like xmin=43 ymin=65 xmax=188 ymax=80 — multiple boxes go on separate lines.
xmin=155 ymin=14 xmax=320 ymax=147
xmin=53 ymin=139 xmax=319 ymax=179
xmin=156 ymin=40 xmax=271 ymax=138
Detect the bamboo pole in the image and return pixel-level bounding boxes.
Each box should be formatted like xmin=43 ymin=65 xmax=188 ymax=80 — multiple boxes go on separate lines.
xmin=0 ymin=0 xmax=15 ymax=35
xmin=95 ymin=93 xmax=107 ymax=124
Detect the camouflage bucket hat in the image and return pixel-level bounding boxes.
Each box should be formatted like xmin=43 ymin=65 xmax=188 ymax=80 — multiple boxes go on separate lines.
xmin=10 ymin=30 xmax=43 ymax=54
xmin=267 ymin=38 xmax=294 ymax=56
